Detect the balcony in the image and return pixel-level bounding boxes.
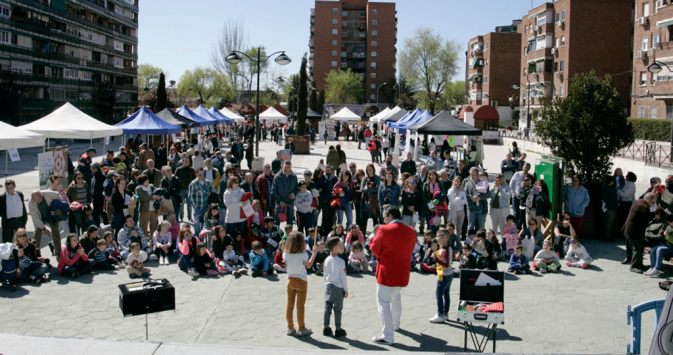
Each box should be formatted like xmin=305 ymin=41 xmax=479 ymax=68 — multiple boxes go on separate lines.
xmin=77 ymin=0 xmax=138 ymax=27
xmin=526 ymin=47 xmax=552 ymax=62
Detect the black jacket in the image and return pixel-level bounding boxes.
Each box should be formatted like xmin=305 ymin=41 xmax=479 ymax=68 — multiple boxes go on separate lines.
xmin=401 ymin=160 xmax=417 ymax=176
xmin=0 ymin=191 xmax=27 ymax=227
xmin=92 ymin=170 xmax=106 ymax=199
xmin=623 ymin=199 xmax=654 ymax=240
xmin=160 ymin=175 xmax=182 ymax=205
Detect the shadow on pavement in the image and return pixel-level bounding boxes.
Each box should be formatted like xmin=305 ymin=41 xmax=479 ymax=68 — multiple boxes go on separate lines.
xmin=333 ymin=337 xmax=387 ymax=351
xmin=294 ymin=335 xmax=346 ymax=350
xmin=393 ymin=329 xmax=465 ymax=352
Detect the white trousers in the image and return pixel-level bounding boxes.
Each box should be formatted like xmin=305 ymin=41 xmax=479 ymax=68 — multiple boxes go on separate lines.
xmin=376 ymin=284 xmax=403 ymax=343
xmin=490 ymin=207 xmax=509 ymax=236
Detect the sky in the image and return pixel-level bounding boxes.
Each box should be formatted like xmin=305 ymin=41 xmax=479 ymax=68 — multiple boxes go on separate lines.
xmin=137 ymin=0 xmax=544 ymax=87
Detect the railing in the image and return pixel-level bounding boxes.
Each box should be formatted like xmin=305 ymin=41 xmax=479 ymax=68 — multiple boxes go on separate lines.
xmin=627 ymin=299 xmax=665 ymax=354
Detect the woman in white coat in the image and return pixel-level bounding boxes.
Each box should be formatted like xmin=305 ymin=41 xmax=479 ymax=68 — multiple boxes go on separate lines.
xmin=447 ymin=176 xmax=468 ymax=235
xmin=223 ymin=176 xmax=247 ymax=236
xmin=488 ymin=173 xmax=512 ymax=237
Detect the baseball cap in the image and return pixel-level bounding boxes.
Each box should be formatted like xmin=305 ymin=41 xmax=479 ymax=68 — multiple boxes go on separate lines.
xmin=304 ymin=170 xmax=312 ymax=176
xmin=107 ymin=170 xmax=118 ymax=177
xmin=87 ymin=147 xmax=97 ymax=153
xmin=106 ymin=150 xmax=114 ymax=155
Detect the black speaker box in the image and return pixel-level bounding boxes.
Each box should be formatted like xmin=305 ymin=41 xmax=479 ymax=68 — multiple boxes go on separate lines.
xmin=118 ymin=278 xmax=175 ymax=317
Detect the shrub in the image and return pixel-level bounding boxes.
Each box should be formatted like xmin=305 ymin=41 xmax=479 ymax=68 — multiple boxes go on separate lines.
xmin=627 ymin=117 xmax=671 ymax=142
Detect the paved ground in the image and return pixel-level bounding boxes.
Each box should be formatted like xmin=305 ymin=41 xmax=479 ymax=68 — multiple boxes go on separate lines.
xmin=0 ymin=136 xmax=667 ymax=354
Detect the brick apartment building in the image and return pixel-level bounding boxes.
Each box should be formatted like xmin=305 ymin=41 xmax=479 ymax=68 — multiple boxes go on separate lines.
xmin=517 ymin=0 xmax=632 ymax=130
xmin=464 ymin=20 xmax=521 ymax=123
xmin=309 ymin=0 xmax=396 ymax=104
xmin=632 ymin=0 xmax=673 ymax=120
xmin=0 ymin=0 xmax=139 ymax=124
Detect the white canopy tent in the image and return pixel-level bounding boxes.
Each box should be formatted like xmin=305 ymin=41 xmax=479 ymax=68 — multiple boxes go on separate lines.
xmin=259 ymin=106 xmax=288 ymax=123
xmin=220 ymin=107 xmax=246 ymax=123
xmin=329 ymin=107 xmax=361 ymax=124
xmin=370 ymin=107 xmax=391 ymax=124
xmin=0 ymin=121 xmax=46 ymax=178
xmin=20 ymin=102 xmax=123 ymax=144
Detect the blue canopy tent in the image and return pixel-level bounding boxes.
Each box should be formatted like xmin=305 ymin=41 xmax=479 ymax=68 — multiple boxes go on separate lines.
xmin=388 ymin=108 xmax=422 ymax=130
xmin=397 ymin=110 xmax=432 ymax=134
xmin=193 ymin=105 xmax=227 ymax=124
xmin=177 ymin=105 xmax=216 ymax=127
xmin=115 ymin=106 xmax=182 ymax=135
xmin=208 ymin=106 xmax=234 ymax=124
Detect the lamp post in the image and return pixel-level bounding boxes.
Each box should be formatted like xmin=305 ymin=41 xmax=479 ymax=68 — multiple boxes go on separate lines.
xmin=513 ymin=79 xmax=546 ymax=138
xmin=226 ymin=48 xmax=291 ymax=156
xmin=647 ymin=60 xmax=673 ymax=158
xmin=376 ymin=82 xmax=387 ymax=106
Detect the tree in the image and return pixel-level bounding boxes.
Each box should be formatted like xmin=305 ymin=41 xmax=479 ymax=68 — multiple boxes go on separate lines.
xmin=396 ymin=76 xmax=416 ymax=111
xmin=443 ymin=81 xmax=465 ymax=107
xmin=154 ymin=72 xmax=168 ymax=112
xmin=210 ymin=18 xmax=248 ymax=84
xmin=92 ymin=81 xmax=116 ymax=123
xmin=296 ymin=54 xmax=308 ymax=136
xmin=0 ymin=73 xmax=21 ymax=125
xmin=399 ymin=27 xmax=460 ymax=114
xmin=178 ymin=67 xmax=234 ymax=105
xmin=309 ymin=80 xmax=318 ymax=112
xmin=252 ymin=88 xmax=280 ymax=107
xmin=324 ymin=69 xmax=363 ymax=104
xmin=535 ymin=70 xmax=634 ymax=187
xmin=137 ymin=64 xmax=163 ymax=96
xmin=317 ymin=89 xmax=325 ymax=116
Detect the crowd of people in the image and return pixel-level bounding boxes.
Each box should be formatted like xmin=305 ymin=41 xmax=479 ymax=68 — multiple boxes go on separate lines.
xmin=0 ymin=122 xmax=670 ymax=344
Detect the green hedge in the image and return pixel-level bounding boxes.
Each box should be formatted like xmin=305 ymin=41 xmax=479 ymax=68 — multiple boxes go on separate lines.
xmin=628 ymin=118 xmax=671 ymax=141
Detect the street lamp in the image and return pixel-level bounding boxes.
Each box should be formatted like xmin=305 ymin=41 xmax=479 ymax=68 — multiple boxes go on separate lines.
xmin=376 ymin=82 xmax=388 ymax=105
xmin=513 ymin=79 xmax=546 ymax=138
xmin=647 ymin=60 xmax=673 ymax=158
xmin=226 ymin=49 xmax=291 ymax=156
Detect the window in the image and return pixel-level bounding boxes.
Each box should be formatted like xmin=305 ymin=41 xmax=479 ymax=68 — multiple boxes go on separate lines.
xmin=524 ymin=26 xmax=528 ymax=34
xmin=561 ymin=36 xmax=566 ymax=47
xmin=341 ymin=62 xmax=347 ymax=68
xmin=371 ymin=84 xmax=376 ymax=89
xmin=360 ymin=11 xmax=366 ymax=16
xmin=372 ymin=41 xmax=377 ymax=46
xmin=558 ymin=86 xmax=564 ymax=98
xmin=641 ymin=71 xmax=648 ymax=85
xmin=642 ymin=36 xmax=649 ymax=50
xmin=560 ymin=60 xmax=565 ymax=72
xmin=371 ymin=62 xmax=377 ymax=69
xmin=332 ymin=61 xmax=337 ymax=67
xmin=653 ymin=71 xmax=658 ymax=85
xmin=659 ymin=73 xmax=669 ymax=81
xmin=644 ymin=2 xmax=650 ymax=17
xmin=556 ymin=38 xmax=560 ymax=48
xmin=371 ymin=73 xmax=376 ymax=78
xmin=371 ymin=51 xmax=377 ymax=57
xmin=343 ymin=21 xmax=347 ymax=27
xmin=342 ymin=31 xmax=347 ymax=37
xmin=372 ymin=9 xmax=377 ymax=14
xmin=332 ymin=40 xmax=337 ymax=45
xmin=332 ymin=50 xmax=337 ymax=56
xmin=332 ymin=29 xmax=338 ymax=35
xmin=0 ymin=30 xmax=8 ymax=44
xmin=561 ymin=10 xmax=566 ymax=21
xmin=536 ymin=14 xmax=546 ymax=26
xmin=0 ymin=4 xmax=9 ymax=18
xmin=370 ymin=94 xmax=376 ymax=100
xmin=341 ymin=51 xmax=346 ymax=57
xmin=555 ymin=12 xmax=560 ymax=23
xmin=372 ymin=20 xmax=377 ymax=25
xmin=333 ymin=19 xmax=338 ymax=24
xmin=638 ymin=106 xmax=646 ymax=118
xmin=483 ymin=75 xmax=488 ymax=84
xmin=554 ymin=61 xmax=558 ymax=72
xmin=651 ymin=106 xmax=658 ymax=119
xmin=485 ymin=42 xmax=489 ymax=50
xmin=372 ymin=30 xmax=377 ymax=35
xmin=333 ymin=8 xmax=338 ymax=13
xmin=654 ymin=33 xmax=661 ymax=48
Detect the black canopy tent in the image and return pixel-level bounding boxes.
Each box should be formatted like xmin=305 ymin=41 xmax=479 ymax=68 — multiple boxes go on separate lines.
xmin=155 ymin=108 xmax=199 ymax=129
xmin=410 ymin=110 xmax=483 ymax=136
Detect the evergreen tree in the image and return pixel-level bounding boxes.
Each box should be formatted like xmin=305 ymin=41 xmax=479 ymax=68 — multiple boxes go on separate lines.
xmin=318 ymin=88 xmax=325 ymax=116
xmin=296 ymin=54 xmax=308 ymax=136
xmin=309 ymin=80 xmax=318 ymax=112
xmin=155 ymin=72 xmax=168 ymax=112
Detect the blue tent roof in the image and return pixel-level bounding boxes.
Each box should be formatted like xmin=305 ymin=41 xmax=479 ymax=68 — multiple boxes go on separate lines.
xmin=177 ymin=105 xmax=216 ymax=127
xmin=388 ymin=108 xmax=422 ymax=129
xmin=398 ymin=110 xmax=433 ymax=134
xmin=193 ymin=105 xmax=226 ymax=124
xmin=115 ymin=106 xmax=182 ymax=135
xmin=208 ymin=106 xmax=234 ymax=124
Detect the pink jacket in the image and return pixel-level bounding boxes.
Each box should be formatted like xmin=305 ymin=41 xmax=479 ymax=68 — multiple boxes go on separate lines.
xmin=345 ymin=231 xmax=364 ymax=245
xmin=57 ymin=245 xmax=89 ymax=275
xmin=178 ymin=237 xmax=212 ymax=258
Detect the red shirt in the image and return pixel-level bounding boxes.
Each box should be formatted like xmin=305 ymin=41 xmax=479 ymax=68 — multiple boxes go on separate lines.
xmin=370 ymin=221 xmax=417 ymax=287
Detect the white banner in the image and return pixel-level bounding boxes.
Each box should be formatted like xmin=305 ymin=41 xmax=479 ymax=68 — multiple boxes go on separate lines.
xmin=8 ymin=149 xmax=20 ymax=162
xmin=38 ymin=151 xmax=55 ymax=190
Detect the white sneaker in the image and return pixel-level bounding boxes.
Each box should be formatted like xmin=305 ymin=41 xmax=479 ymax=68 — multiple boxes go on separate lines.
xmin=286 ymin=328 xmax=297 ymax=336
xmin=296 ymin=328 xmax=312 ymax=337
xmin=188 ymin=268 xmax=200 ymax=277
xmin=429 ymin=314 xmax=446 ymax=323
xmin=644 ymin=268 xmax=654 ymax=276
xmin=649 ymin=269 xmax=662 ymax=278
xmin=149 ymin=254 xmax=158 ymax=261
xmin=164 ymin=257 xmax=170 ymax=265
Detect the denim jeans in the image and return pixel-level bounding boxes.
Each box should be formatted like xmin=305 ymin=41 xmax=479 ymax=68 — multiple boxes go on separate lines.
xmin=226 ymin=221 xmax=246 ymax=236
xmin=336 ymin=203 xmax=353 ymax=228
xmin=436 ymin=275 xmax=453 ymax=316
xmin=179 ymin=189 xmax=192 ymax=221
xmin=650 ymin=244 xmax=673 ymax=270
xmin=194 ymin=207 xmax=206 ymax=236
xmin=467 ymin=207 xmax=485 ymax=233
xmin=18 ymin=263 xmax=48 ymax=281
xmin=178 ymin=254 xmax=194 ymax=270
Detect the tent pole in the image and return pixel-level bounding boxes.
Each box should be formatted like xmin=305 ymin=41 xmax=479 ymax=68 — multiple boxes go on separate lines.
xmin=5 ymin=152 xmax=7 ymax=180
xmin=392 ymin=128 xmax=401 ymax=168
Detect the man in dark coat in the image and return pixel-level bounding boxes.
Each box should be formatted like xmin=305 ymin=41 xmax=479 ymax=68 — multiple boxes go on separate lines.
xmin=0 ymin=180 xmax=28 ymax=243
xmin=622 ymin=192 xmax=656 ymax=273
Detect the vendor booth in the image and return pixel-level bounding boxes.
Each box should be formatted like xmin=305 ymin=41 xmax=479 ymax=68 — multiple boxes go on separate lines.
xmin=458 ymin=105 xmax=500 ymax=144
xmin=329 ymin=107 xmax=361 ymax=125
xmin=259 ymin=106 xmax=288 ymax=124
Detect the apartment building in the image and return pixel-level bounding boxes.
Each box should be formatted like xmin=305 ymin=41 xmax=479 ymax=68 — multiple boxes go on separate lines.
xmin=0 ymin=0 xmax=139 ymax=124
xmin=632 ymin=0 xmax=673 ymax=119
xmin=309 ymin=0 xmax=396 ymax=104
xmin=517 ymin=0 xmax=632 ymax=130
xmin=465 ymin=20 xmax=522 ymax=122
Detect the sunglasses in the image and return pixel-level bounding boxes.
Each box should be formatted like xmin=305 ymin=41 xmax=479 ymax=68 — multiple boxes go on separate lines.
xmin=409 ymin=181 xmax=417 ymax=185
xmin=528 ymin=223 xmax=536 ymax=226
xmin=16 ymin=234 xmax=27 ymax=238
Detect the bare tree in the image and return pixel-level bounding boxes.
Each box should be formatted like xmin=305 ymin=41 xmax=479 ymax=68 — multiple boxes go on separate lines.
xmin=210 ymin=18 xmax=249 ymax=89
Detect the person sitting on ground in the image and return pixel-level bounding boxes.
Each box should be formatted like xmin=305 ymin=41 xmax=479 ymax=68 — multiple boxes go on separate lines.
xmin=472 ymin=229 xmax=497 ymax=270
xmin=126 ymin=242 xmax=151 ymax=279
xmin=58 ymin=233 xmax=93 ymax=278
xmin=508 ymin=245 xmax=531 ymax=274
xmin=420 ymin=238 xmax=439 ymax=274
xmin=117 ymin=215 xmax=152 ymax=259
xmin=565 ymin=238 xmax=592 ymax=269
xmin=153 ymin=220 xmax=173 ymax=266
xmin=553 ymin=213 xmax=576 ymax=258
xmin=348 ymin=240 xmax=368 ymax=273
xmin=534 ymin=240 xmax=561 ymax=274
xmin=221 ymin=243 xmax=247 ymax=276
xmin=344 ymin=224 xmax=365 ymax=253
xmin=486 ymin=229 xmax=507 ymax=260
xmin=459 ymin=244 xmax=478 ymax=269
xmin=16 ymin=244 xmax=47 ymax=284
xmin=87 ymin=239 xmax=121 ymax=270
xmin=645 ymin=214 xmax=673 ymax=278
xmin=273 ymin=240 xmax=287 ymax=273
xmin=249 ymin=240 xmax=271 ymax=277
xmin=521 ymin=218 xmax=544 ymax=254
xmin=193 ymin=243 xmax=220 ymax=276
xmin=644 ymin=207 xmax=668 ymax=248
xmin=312 ymin=240 xmax=330 ymax=275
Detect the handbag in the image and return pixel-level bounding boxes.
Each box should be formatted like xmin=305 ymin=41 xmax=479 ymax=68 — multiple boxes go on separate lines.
xmin=521 ymin=235 xmax=535 ymax=260
xmin=158 ymin=199 xmax=174 ymax=215
xmin=429 ymin=210 xmax=442 ymax=226
xmin=277 ymin=206 xmax=288 ymax=222
xmin=240 ymin=202 xmax=254 ymax=218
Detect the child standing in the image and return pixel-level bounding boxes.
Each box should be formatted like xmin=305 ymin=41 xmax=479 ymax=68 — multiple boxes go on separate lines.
xmin=534 ymin=240 xmax=561 ymax=273
xmin=295 ymin=181 xmax=315 ymax=235
xmin=502 ymin=215 xmax=519 ymax=257
xmin=508 ymin=245 xmax=531 ymax=274
xmin=323 ymin=237 xmax=348 ymax=338
xmin=193 ymin=243 xmax=220 ymax=276
xmin=126 ymin=242 xmax=151 ymax=279
xmin=429 ymin=229 xmax=453 ymax=323
xmin=284 ymin=231 xmax=318 ymax=337
xmin=565 ymin=238 xmax=592 ymax=269
xmin=88 ymin=239 xmax=121 ymax=270
xmin=348 ymin=241 xmax=368 ymax=272
xmin=249 ymin=240 xmax=270 ymax=277
xmin=153 ymin=220 xmax=173 ymax=265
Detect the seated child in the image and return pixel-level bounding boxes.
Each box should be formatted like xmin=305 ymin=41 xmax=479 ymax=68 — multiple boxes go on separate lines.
xmin=534 ymin=240 xmax=561 ymax=273
xmin=486 ymin=229 xmax=507 ymax=260
xmin=153 ymin=220 xmax=173 ymax=266
xmin=1 ymin=246 xmax=18 ymax=291
xmin=508 ymin=245 xmax=531 ymax=274
xmin=261 ymin=216 xmax=281 ymax=257
xmin=348 ymin=241 xmax=368 ymax=272
xmin=102 ymin=232 xmax=123 ymax=264
xmin=211 ymin=226 xmax=231 ymax=264
xmin=232 ymin=231 xmax=246 ymax=257
xmin=221 ymin=243 xmax=248 ymax=276
xmin=306 ymin=227 xmax=322 ymax=251
xmin=30 ymin=238 xmax=51 ymax=268
xmin=249 ymin=240 xmax=270 ymax=277
xmin=344 ymin=224 xmax=365 ymax=253
xmin=193 ymin=243 xmax=220 ymax=276
xmin=80 ymin=205 xmax=95 ymax=231
xmin=459 ymin=244 xmax=479 ymax=269
xmin=367 ymin=225 xmax=380 ymax=269
xmin=17 ymin=244 xmax=46 ymax=284
xmin=126 ymin=242 xmax=151 ymax=279
xmin=244 ymin=223 xmax=262 ymax=255
xmin=313 ymin=241 xmax=330 ymax=275
xmin=416 ymin=231 xmax=434 ymax=265
xmin=273 ymin=240 xmax=287 ymax=273
xmin=167 ymin=212 xmax=180 ymax=251
xmin=565 ymin=238 xmax=592 ymax=269
xmin=473 ymin=229 xmax=497 ymax=270
xmin=420 ymin=238 xmax=439 ymax=274
xmin=88 ymin=239 xmax=122 ymax=270
xmin=280 ymin=225 xmax=294 ymax=241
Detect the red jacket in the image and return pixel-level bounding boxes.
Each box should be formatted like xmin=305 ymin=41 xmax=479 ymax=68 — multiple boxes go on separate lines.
xmin=255 ymin=173 xmax=275 ymax=210
xmin=369 ymin=221 xmax=417 ymax=287
xmin=57 ymin=245 xmax=89 ymax=275
xmin=246 ymin=209 xmax=265 ymax=229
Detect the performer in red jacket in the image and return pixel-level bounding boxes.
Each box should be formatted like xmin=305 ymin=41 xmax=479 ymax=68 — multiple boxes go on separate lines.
xmin=369 ymin=205 xmax=417 ymax=345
